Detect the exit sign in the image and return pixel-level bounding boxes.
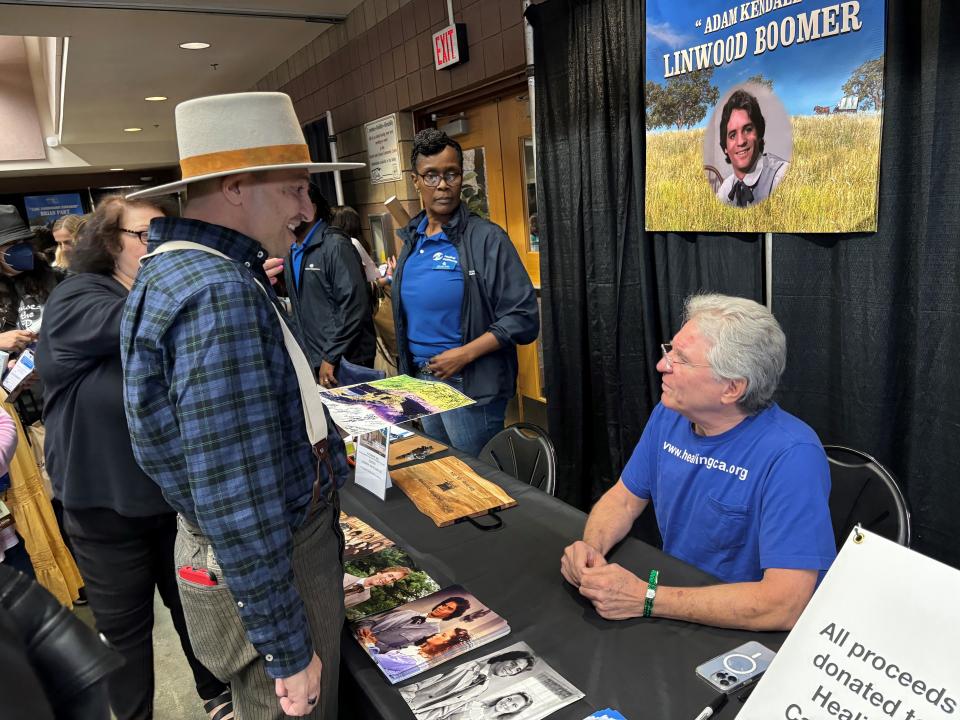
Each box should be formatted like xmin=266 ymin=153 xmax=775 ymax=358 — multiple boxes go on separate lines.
xmin=432 ymin=23 xmax=469 ymax=70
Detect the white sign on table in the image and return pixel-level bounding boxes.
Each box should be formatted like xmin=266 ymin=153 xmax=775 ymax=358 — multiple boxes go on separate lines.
xmin=740 ymin=528 xmax=960 ymax=720
xmin=364 ymin=114 xmax=402 ymax=184
xmin=353 ymin=425 xmax=414 ymax=500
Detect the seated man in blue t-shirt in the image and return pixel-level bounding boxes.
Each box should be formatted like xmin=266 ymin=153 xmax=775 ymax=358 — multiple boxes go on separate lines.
xmin=561 ymin=294 xmax=836 ymax=631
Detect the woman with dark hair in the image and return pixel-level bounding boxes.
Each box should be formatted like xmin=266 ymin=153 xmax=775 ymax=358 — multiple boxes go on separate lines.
xmin=35 ymin=194 xmax=232 ymax=720
xmin=393 ymin=128 xmax=539 ymax=456
xmin=284 ymin=184 xmax=377 ymax=387
xmin=329 ymin=204 xmax=380 ymax=283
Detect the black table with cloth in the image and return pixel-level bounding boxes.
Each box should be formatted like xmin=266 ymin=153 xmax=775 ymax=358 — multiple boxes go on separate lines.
xmin=338 ymin=443 xmax=787 ymax=719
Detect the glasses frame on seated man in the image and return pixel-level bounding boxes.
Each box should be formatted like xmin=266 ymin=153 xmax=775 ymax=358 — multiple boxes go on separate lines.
xmin=561 ymin=293 xmax=836 ymax=631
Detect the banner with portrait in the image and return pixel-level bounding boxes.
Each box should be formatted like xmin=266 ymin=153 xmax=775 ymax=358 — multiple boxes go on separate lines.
xmin=644 ymin=0 xmax=885 ymax=233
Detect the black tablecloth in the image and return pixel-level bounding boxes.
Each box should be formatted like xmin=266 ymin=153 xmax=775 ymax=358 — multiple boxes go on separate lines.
xmin=339 ymin=448 xmax=786 ymax=719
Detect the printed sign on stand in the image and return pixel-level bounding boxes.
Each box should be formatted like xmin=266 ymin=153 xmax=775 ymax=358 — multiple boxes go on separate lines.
xmin=364 ymin=114 xmax=402 ymax=184
xmin=739 ymin=529 xmax=960 ymax=720
xmin=354 ymin=428 xmax=391 ymax=500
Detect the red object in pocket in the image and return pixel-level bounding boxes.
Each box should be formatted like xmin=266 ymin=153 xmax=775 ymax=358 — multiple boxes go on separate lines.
xmin=177 ymin=565 xmax=217 ymax=586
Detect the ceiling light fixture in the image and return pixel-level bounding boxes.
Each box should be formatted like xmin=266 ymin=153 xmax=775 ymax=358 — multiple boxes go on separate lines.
xmin=110 ymin=168 xmax=124 ymax=171
xmin=144 ymin=96 xmax=167 ymax=102
xmin=123 ymin=127 xmax=142 ymax=132
xmin=179 ymin=42 xmax=210 ymax=50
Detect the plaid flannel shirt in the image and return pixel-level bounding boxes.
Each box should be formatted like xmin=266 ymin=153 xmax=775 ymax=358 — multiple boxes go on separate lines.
xmin=120 ymin=216 xmax=347 ymax=678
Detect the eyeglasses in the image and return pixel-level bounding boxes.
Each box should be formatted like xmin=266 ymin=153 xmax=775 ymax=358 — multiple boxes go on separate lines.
xmin=120 ymin=228 xmax=150 ymax=245
xmin=415 ymin=171 xmax=462 ymax=188
xmin=660 ymin=342 xmax=712 ymax=371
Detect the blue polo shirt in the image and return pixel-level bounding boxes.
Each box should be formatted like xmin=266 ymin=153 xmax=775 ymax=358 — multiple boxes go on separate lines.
xmin=622 ymin=403 xmax=836 ymax=584
xmin=400 ymin=217 xmax=464 ymax=366
xmin=290 ymin=221 xmax=324 ymax=292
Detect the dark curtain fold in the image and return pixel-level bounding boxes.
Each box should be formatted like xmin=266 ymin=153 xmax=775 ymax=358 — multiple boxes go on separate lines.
xmin=303 ymin=117 xmax=338 ymax=204
xmin=772 ymin=0 xmax=960 ymax=569
xmin=527 ymin=0 xmax=762 ymax=511
xmin=526 ymin=0 xmax=651 ymax=510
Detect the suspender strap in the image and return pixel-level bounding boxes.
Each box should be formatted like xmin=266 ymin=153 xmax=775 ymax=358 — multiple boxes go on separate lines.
xmin=141 ymin=241 xmax=329 ymax=445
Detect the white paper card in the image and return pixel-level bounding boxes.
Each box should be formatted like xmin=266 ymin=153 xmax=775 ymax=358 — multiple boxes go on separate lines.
xmin=740 ymin=529 xmax=960 ymax=720
xmin=354 ymin=429 xmax=391 ymax=500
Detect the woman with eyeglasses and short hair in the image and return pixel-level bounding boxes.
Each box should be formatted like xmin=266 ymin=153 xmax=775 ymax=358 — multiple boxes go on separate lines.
xmin=35 ymin=194 xmax=233 ymax=720
xmin=392 ymin=128 xmax=539 ymax=457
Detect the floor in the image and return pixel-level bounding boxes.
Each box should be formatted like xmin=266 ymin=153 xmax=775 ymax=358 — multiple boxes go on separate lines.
xmin=75 ymin=591 xmax=206 ymax=720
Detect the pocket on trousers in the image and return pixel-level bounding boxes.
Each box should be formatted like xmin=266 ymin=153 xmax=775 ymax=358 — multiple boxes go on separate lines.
xmin=174 ymin=530 xmax=240 ymax=682
xmin=704 ymin=496 xmax=750 ymax=551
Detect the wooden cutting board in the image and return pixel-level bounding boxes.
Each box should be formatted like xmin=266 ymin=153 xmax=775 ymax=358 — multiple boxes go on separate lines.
xmin=390 ymin=456 xmax=517 ymax=527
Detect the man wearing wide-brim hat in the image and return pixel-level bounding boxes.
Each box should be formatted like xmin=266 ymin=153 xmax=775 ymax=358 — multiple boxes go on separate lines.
xmin=121 ymin=92 xmax=363 ymax=719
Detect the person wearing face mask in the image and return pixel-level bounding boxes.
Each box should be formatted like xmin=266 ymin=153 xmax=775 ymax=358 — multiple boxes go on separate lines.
xmin=0 ymin=206 xmax=61 ymax=362
xmin=35 ymin=194 xmax=234 ymax=720
xmin=0 ymin=205 xmax=82 ymax=610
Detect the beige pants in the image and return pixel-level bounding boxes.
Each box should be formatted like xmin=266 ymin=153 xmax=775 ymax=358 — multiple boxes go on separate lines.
xmin=174 ymin=502 xmax=345 ymax=720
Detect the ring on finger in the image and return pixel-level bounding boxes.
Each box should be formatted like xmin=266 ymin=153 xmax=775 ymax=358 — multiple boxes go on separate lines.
xmin=307 ymin=696 xmax=318 ymax=705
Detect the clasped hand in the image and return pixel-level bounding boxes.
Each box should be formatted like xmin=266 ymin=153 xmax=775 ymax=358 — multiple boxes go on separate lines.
xmin=562 ymin=541 xmax=647 ymax=620
xmin=275 ymin=652 xmax=322 ymax=717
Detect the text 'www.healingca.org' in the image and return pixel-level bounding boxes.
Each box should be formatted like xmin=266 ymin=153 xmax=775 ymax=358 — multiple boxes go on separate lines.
xmin=662 ymin=442 xmax=749 ymax=481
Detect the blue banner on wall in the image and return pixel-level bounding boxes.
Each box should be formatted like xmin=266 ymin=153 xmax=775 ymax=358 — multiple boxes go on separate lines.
xmin=23 ymin=193 xmax=84 ymax=223
xmin=645 ymin=0 xmax=885 ymax=233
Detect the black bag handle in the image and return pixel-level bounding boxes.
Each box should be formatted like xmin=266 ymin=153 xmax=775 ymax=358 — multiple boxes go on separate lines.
xmin=463 ymin=510 xmax=503 ymax=531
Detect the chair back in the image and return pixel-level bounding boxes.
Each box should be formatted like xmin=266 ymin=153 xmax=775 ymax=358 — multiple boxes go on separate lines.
xmin=479 ymin=423 xmax=557 ymax=496
xmin=824 ymin=444 xmax=910 ymax=549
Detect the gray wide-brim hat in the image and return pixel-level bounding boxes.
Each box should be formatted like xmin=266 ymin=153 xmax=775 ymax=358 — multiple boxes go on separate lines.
xmin=127 ymin=92 xmax=364 ymax=200
xmin=0 ymin=205 xmax=35 ymax=247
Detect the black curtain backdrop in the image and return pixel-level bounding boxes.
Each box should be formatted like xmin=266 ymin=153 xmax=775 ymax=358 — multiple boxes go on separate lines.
xmin=772 ymin=0 xmax=960 ymax=569
xmin=303 ymin=117 xmax=338 ymax=204
xmin=526 ymin=0 xmax=762 ymax=516
xmin=528 ymin=0 xmax=960 ymax=569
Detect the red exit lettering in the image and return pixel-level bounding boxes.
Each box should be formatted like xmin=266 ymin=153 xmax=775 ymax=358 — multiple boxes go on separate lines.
xmin=433 ymin=26 xmax=459 ymax=69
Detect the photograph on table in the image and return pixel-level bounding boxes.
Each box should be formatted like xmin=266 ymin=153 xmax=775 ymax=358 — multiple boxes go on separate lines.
xmin=351 ymin=585 xmax=510 ymax=684
xmin=388 ymin=434 xmax=449 ymax=468
xmin=339 ymin=512 xmax=396 ymax=559
xmin=319 ymin=374 xmax=475 ymax=435
xmin=399 ymin=641 xmax=585 ymax=720
xmin=343 ymin=546 xmax=441 ymax=622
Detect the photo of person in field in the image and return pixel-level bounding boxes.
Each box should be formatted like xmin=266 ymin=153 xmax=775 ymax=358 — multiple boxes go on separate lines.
xmin=713 ymin=88 xmax=791 ymax=208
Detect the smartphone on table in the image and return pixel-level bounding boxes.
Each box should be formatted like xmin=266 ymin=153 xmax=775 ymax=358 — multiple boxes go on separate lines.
xmin=695 ymin=640 xmax=776 ymax=695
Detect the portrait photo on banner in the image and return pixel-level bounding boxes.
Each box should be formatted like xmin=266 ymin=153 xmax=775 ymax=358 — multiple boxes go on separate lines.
xmin=644 ymin=0 xmax=885 ymax=233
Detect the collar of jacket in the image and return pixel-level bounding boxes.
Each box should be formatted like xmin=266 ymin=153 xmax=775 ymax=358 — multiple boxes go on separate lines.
xmin=398 ymin=203 xmax=470 ymax=246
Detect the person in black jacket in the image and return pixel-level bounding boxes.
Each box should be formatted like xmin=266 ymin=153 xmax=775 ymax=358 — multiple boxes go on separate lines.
xmin=35 ymin=195 xmax=232 ymax=720
xmin=284 ymin=184 xmax=376 ymax=388
xmin=393 ymin=129 xmax=539 ymax=457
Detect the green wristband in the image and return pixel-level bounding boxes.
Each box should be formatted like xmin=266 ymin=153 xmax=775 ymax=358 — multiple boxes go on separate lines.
xmin=643 ymin=569 xmax=659 ymax=617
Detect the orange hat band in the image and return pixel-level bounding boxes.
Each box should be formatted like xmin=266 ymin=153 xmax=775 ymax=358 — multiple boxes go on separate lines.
xmin=180 ymin=143 xmax=312 ymax=179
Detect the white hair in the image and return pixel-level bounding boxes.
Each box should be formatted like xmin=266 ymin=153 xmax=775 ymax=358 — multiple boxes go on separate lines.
xmin=683 ymin=294 xmax=786 ymax=413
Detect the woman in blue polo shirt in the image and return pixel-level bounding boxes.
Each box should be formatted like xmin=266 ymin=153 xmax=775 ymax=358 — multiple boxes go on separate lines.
xmin=393 ymin=129 xmax=539 ymax=457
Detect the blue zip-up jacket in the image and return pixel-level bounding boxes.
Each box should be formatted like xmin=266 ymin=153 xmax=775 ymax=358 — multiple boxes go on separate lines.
xmin=393 ymin=204 xmax=539 ymax=405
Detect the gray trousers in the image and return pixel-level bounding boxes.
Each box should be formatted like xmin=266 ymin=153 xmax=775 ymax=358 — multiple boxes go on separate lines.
xmin=174 ymin=502 xmax=345 ymax=720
